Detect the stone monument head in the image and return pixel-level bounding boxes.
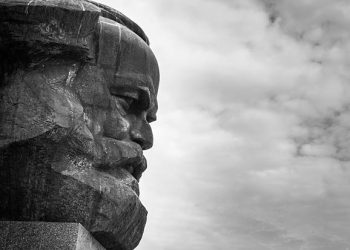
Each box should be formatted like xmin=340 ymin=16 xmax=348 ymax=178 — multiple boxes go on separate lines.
xmin=0 ymin=1 xmax=159 ymax=249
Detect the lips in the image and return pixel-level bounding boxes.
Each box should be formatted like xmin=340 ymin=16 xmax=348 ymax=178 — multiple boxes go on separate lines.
xmin=123 ymin=155 xmax=147 ymax=182
xmin=97 ymin=137 xmax=147 ymax=172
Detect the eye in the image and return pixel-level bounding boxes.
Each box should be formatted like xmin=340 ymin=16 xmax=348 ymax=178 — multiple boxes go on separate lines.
xmin=113 ymin=95 xmax=137 ymax=111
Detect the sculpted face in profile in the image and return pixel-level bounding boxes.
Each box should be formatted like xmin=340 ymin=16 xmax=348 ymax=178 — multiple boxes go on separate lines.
xmin=0 ymin=1 xmax=159 ymax=250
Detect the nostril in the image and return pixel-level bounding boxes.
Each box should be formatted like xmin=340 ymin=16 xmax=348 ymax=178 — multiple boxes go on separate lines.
xmin=133 ymin=138 xmax=147 ymax=149
xmin=130 ymin=130 xmax=152 ymax=150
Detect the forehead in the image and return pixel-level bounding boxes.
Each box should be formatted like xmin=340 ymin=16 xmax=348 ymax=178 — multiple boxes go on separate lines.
xmin=97 ymin=18 xmax=159 ymax=98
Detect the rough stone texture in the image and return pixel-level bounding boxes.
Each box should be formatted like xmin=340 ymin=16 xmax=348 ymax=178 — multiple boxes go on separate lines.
xmin=0 ymin=1 xmax=159 ymax=250
xmin=0 ymin=221 xmax=105 ymax=250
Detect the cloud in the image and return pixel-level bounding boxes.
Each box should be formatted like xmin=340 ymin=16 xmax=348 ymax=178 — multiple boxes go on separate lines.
xmin=97 ymin=0 xmax=350 ymax=249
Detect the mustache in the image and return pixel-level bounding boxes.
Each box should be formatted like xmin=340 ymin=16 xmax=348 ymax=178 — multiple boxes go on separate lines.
xmin=93 ymin=137 xmax=148 ymax=181
xmin=45 ymin=125 xmax=148 ymax=181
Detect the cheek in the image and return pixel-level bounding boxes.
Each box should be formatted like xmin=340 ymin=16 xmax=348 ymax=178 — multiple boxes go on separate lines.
xmin=83 ymin=106 xmax=107 ymax=136
xmin=73 ymin=65 xmax=109 ymax=108
xmin=103 ymin=99 xmax=130 ymax=139
xmin=49 ymin=88 xmax=84 ymax=128
xmin=103 ymin=113 xmax=130 ymax=139
xmin=82 ymin=98 xmax=130 ymax=140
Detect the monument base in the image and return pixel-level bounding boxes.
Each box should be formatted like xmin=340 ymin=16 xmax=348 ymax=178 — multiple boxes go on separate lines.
xmin=0 ymin=221 xmax=106 ymax=250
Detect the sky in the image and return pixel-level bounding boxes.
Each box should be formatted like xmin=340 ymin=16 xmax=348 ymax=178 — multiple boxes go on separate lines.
xmin=99 ymin=0 xmax=350 ymax=249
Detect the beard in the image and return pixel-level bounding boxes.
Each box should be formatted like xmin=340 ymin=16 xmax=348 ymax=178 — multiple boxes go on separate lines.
xmin=0 ymin=126 xmax=148 ymax=250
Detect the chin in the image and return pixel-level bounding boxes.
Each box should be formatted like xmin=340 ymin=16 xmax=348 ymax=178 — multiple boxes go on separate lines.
xmin=55 ymin=162 xmax=148 ymax=250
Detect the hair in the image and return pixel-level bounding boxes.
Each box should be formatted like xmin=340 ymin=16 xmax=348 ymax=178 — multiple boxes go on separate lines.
xmin=0 ymin=0 xmax=149 ymax=84
xmin=86 ymin=0 xmax=149 ymax=44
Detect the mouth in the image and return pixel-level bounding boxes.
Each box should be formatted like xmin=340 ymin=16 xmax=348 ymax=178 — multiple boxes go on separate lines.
xmin=95 ymin=157 xmax=147 ymax=196
xmin=122 ymin=155 xmax=147 ymax=182
xmin=93 ymin=137 xmax=148 ymax=195
xmin=106 ymin=155 xmax=147 ymax=196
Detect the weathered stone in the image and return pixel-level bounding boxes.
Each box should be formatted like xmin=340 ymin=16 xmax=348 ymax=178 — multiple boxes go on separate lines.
xmin=0 ymin=221 xmax=105 ymax=250
xmin=0 ymin=1 xmax=159 ymax=250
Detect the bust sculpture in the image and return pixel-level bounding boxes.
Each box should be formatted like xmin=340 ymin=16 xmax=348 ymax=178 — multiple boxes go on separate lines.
xmin=0 ymin=1 xmax=159 ymax=250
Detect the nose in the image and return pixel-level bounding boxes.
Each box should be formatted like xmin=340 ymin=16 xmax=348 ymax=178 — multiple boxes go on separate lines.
xmin=130 ymin=119 xmax=153 ymax=150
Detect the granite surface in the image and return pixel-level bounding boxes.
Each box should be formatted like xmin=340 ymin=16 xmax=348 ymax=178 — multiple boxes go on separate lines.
xmin=0 ymin=221 xmax=106 ymax=250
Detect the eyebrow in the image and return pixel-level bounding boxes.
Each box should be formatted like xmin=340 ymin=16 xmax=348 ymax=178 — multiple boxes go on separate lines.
xmin=113 ymin=74 xmax=155 ymax=94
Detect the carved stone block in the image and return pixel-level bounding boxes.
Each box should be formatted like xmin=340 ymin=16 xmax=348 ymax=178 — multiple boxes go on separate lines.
xmin=0 ymin=221 xmax=105 ymax=250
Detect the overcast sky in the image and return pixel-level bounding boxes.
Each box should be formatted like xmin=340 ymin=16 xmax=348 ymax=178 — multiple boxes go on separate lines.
xmin=99 ymin=0 xmax=350 ymax=249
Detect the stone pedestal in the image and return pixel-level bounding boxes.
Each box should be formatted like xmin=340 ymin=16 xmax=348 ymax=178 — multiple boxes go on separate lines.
xmin=0 ymin=221 xmax=106 ymax=250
